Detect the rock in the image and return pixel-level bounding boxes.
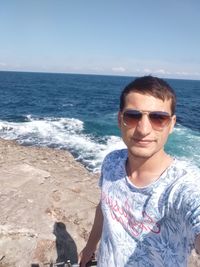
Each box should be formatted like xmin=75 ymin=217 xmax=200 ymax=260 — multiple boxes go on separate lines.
xmin=0 ymin=139 xmax=99 ymax=266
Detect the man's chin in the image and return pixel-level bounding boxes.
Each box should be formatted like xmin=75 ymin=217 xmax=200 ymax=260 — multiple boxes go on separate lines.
xmin=128 ymin=148 xmax=155 ymax=159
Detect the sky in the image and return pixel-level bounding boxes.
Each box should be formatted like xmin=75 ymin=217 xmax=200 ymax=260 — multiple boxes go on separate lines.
xmin=0 ymin=0 xmax=200 ymax=80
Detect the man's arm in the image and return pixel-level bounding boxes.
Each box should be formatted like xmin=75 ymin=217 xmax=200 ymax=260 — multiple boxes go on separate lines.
xmin=195 ymin=234 xmax=200 ymax=254
xmin=80 ymin=202 xmax=103 ymax=267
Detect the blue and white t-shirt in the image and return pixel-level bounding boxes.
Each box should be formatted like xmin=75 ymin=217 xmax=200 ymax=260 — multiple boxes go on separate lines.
xmin=98 ymin=149 xmax=200 ymax=267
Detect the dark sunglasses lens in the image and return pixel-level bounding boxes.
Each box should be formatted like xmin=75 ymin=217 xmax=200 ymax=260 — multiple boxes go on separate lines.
xmin=123 ymin=111 xmax=142 ymax=127
xmin=149 ymin=112 xmax=171 ymax=128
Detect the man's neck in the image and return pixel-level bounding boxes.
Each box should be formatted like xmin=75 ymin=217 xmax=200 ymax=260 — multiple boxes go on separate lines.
xmin=126 ymin=150 xmax=173 ymax=187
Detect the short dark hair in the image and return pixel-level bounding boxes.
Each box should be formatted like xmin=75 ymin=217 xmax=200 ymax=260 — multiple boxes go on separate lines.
xmin=120 ymin=76 xmax=176 ymax=114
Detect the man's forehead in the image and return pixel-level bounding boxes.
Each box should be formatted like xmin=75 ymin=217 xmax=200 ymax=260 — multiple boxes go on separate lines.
xmin=124 ymin=92 xmax=172 ymax=111
xmin=125 ymin=91 xmax=171 ymax=101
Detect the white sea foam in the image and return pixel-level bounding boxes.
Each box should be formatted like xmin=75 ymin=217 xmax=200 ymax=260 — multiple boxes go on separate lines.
xmin=171 ymin=124 xmax=200 ymax=167
xmin=0 ymin=116 xmax=126 ymax=172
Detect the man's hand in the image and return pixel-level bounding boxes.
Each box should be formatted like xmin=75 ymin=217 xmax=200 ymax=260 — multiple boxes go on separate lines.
xmin=79 ymin=247 xmax=96 ymax=267
xmin=195 ymin=233 xmax=200 ymax=254
xmin=79 ymin=202 xmax=103 ymax=267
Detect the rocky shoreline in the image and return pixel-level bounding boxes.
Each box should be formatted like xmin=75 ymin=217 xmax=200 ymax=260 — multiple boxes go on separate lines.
xmin=0 ymin=138 xmax=199 ymax=266
xmin=0 ymin=138 xmax=99 ymax=266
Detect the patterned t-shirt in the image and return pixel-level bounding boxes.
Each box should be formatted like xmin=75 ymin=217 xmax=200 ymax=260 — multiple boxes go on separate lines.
xmin=97 ymin=149 xmax=200 ymax=267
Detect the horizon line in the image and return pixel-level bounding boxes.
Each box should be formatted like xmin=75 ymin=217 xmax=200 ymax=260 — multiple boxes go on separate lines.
xmin=0 ymin=69 xmax=200 ymax=82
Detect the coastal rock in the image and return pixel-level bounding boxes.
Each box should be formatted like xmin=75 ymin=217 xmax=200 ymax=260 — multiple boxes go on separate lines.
xmin=0 ymin=139 xmax=99 ymax=266
xmin=0 ymin=138 xmax=199 ymax=266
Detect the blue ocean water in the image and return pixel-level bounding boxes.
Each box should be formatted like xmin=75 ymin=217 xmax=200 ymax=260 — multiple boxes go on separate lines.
xmin=0 ymin=71 xmax=199 ymax=172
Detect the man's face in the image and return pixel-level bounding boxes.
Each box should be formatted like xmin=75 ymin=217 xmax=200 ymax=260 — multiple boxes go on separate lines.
xmin=118 ymin=92 xmax=176 ymax=159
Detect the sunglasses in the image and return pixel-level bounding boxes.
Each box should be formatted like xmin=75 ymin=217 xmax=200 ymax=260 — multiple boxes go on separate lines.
xmin=122 ymin=109 xmax=172 ymax=131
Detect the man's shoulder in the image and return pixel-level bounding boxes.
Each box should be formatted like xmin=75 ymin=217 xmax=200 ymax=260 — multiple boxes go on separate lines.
xmin=103 ymin=149 xmax=128 ymax=164
xmin=173 ymin=158 xmax=200 ymax=175
xmin=170 ymin=158 xmax=200 ymax=186
xmin=99 ymin=149 xmax=127 ymax=185
xmin=101 ymin=149 xmax=127 ymax=173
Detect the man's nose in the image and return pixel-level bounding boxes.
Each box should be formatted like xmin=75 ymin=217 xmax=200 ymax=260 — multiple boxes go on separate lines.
xmin=135 ymin=114 xmax=152 ymax=135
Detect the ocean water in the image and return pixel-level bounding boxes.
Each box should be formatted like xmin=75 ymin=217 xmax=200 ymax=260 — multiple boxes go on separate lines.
xmin=0 ymin=71 xmax=199 ymax=172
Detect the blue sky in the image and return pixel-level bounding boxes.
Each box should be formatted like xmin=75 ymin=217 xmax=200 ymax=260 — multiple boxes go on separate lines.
xmin=0 ymin=0 xmax=200 ymax=79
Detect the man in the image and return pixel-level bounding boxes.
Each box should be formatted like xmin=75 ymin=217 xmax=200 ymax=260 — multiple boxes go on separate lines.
xmin=80 ymin=76 xmax=200 ymax=267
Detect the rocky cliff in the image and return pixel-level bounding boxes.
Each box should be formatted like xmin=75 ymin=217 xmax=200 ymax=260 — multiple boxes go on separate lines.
xmin=0 ymin=139 xmax=99 ymax=266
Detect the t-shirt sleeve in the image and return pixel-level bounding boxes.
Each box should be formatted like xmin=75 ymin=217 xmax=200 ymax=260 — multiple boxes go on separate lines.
xmin=98 ymin=153 xmax=108 ymax=188
xmin=98 ymin=169 xmax=103 ymax=188
xmin=182 ymin=181 xmax=200 ymax=243
xmin=98 ymin=149 xmax=127 ymax=188
xmin=98 ymin=150 xmax=117 ymax=188
xmin=186 ymin=191 xmax=200 ymax=237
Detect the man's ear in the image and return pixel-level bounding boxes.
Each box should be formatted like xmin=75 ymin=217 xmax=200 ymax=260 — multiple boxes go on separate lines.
xmin=169 ymin=115 xmax=176 ymax=134
xmin=118 ymin=111 xmax=122 ymax=129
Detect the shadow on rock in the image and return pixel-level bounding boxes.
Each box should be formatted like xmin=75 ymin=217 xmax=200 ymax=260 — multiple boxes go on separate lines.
xmin=53 ymin=222 xmax=78 ymax=265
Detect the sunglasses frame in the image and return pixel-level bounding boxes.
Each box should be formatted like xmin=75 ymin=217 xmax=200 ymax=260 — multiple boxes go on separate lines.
xmin=121 ymin=109 xmax=172 ymax=131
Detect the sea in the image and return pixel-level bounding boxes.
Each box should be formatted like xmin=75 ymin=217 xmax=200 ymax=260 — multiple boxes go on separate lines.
xmin=0 ymin=71 xmax=199 ymax=172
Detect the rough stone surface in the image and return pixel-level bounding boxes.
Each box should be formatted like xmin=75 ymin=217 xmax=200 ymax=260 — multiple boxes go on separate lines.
xmin=0 ymin=139 xmax=99 ymax=266
xmin=0 ymin=138 xmax=199 ymax=266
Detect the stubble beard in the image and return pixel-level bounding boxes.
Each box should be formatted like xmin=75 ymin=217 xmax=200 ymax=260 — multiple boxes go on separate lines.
xmin=129 ymin=147 xmax=154 ymax=160
xmin=127 ymin=143 xmax=163 ymax=161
